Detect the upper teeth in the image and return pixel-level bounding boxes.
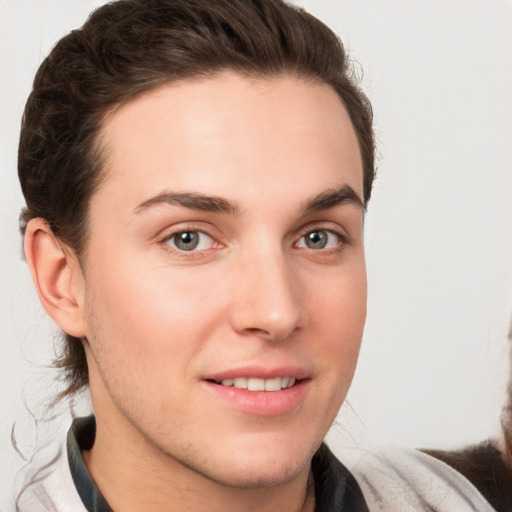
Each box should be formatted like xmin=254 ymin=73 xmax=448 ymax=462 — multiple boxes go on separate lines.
xmin=220 ymin=377 xmax=296 ymax=391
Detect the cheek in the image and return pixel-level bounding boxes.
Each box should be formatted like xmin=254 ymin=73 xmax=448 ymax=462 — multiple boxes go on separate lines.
xmin=311 ymin=251 xmax=367 ymax=324
xmin=308 ymin=262 xmax=367 ymax=379
xmin=83 ymin=260 xmax=227 ymax=381
xmin=83 ymin=266 xmax=228 ymax=426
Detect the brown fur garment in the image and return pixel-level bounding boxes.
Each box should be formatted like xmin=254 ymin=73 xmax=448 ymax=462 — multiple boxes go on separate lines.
xmin=424 ymin=441 xmax=512 ymax=512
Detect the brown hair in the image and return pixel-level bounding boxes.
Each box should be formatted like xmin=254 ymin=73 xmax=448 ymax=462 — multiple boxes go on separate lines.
xmin=18 ymin=0 xmax=375 ymax=398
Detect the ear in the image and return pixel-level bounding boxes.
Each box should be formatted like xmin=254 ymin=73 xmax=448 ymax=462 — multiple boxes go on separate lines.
xmin=24 ymin=218 xmax=87 ymax=338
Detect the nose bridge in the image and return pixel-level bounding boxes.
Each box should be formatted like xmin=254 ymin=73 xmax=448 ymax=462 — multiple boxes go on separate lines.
xmin=230 ymin=242 xmax=306 ymax=340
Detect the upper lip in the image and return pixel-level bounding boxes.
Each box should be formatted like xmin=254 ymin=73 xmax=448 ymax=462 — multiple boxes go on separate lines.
xmin=203 ymin=365 xmax=310 ymax=382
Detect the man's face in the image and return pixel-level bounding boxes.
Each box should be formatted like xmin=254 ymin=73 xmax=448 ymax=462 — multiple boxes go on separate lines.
xmin=80 ymin=71 xmax=367 ymax=487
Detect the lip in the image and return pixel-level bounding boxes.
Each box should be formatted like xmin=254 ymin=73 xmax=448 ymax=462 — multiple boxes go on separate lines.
xmin=202 ymin=365 xmax=310 ymax=416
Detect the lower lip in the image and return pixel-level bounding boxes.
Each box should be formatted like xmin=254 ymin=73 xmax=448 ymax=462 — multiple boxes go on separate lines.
xmin=202 ymin=379 xmax=310 ymax=416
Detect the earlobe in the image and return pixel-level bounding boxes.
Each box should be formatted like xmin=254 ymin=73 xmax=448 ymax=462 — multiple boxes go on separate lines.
xmin=24 ymin=218 xmax=87 ymax=338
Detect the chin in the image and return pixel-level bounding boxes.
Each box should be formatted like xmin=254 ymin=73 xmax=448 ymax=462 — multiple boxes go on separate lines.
xmin=181 ymin=433 xmax=319 ymax=489
xmin=202 ymin=454 xmax=312 ymax=489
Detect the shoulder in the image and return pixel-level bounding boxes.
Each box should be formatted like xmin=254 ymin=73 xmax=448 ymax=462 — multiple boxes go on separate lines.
xmin=334 ymin=442 xmax=498 ymax=512
xmin=424 ymin=440 xmax=512 ymax=512
xmin=14 ymin=434 xmax=87 ymax=512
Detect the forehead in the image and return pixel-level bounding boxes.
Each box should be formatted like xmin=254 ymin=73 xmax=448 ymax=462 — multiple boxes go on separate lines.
xmin=94 ymin=71 xmax=363 ymax=212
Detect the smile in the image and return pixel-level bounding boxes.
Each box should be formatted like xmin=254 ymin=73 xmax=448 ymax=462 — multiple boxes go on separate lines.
xmin=203 ymin=375 xmax=309 ymax=416
xmin=216 ymin=376 xmax=296 ymax=391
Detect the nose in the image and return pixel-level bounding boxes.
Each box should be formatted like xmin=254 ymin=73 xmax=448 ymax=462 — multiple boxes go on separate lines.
xmin=229 ymin=249 xmax=308 ymax=342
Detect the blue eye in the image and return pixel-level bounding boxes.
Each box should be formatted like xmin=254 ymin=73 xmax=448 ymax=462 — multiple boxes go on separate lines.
xmin=166 ymin=231 xmax=214 ymax=251
xmin=297 ymin=230 xmax=341 ymax=250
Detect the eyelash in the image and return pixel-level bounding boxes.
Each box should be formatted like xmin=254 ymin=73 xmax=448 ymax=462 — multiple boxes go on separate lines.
xmin=158 ymin=224 xmax=349 ymax=258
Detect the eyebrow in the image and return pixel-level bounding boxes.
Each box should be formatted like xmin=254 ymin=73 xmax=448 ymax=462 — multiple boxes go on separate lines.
xmin=133 ymin=184 xmax=363 ymax=217
xmin=133 ymin=191 xmax=241 ymax=215
xmin=302 ymin=185 xmax=364 ymax=214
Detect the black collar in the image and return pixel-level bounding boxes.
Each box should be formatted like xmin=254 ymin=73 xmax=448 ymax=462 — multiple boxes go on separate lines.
xmin=68 ymin=416 xmax=112 ymax=512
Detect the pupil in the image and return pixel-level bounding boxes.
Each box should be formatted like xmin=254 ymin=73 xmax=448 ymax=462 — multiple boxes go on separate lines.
xmin=175 ymin=232 xmax=199 ymax=250
xmin=307 ymin=231 xmax=327 ymax=249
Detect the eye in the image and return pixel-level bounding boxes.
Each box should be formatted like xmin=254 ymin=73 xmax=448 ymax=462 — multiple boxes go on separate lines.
xmin=296 ymin=229 xmax=343 ymax=250
xmin=165 ymin=230 xmax=215 ymax=251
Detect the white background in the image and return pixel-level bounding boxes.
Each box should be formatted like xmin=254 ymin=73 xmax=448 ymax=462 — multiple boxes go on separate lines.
xmin=1 ymin=0 xmax=511 ymax=508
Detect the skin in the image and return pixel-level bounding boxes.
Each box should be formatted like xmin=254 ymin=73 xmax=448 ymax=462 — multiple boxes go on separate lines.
xmin=25 ymin=71 xmax=367 ymax=512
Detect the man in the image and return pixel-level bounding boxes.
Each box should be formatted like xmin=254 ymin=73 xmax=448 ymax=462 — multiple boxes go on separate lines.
xmin=13 ymin=0 xmax=508 ymax=510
